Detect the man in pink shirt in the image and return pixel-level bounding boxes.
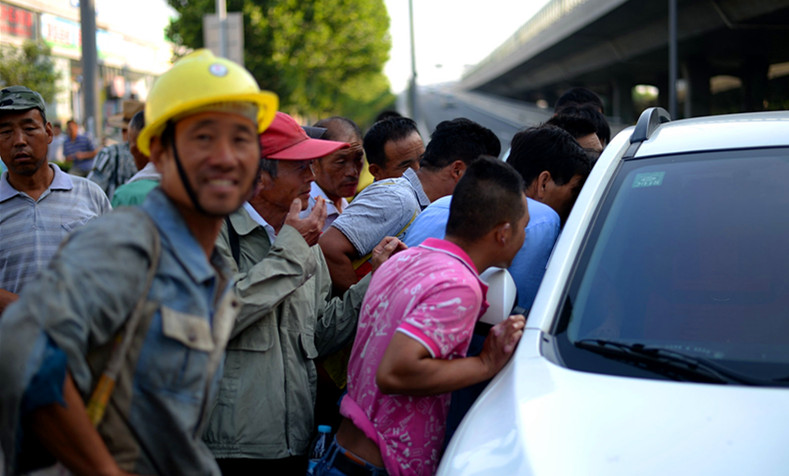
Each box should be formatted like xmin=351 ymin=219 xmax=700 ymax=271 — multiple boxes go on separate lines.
xmin=314 ymin=156 xmax=530 ymax=476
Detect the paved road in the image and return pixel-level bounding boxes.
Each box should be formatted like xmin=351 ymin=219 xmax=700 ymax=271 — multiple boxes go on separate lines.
xmin=414 ymin=86 xmax=554 ymax=157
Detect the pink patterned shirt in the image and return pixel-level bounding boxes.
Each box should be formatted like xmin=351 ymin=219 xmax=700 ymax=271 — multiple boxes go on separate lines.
xmin=340 ymin=238 xmax=488 ymax=476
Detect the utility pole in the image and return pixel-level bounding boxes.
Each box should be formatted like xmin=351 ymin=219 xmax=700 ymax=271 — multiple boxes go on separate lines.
xmin=668 ymin=0 xmax=678 ymax=118
xmin=408 ymin=0 xmax=418 ymax=121
xmin=79 ymin=0 xmax=99 ymax=141
xmin=217 ymin=0 xmax=227 ymax=58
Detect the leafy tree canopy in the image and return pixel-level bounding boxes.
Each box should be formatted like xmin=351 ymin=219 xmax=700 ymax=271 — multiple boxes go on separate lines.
xmin=0 ymin=41 xmax=60 ymax=103
xmin=166 ymin=0 xmax=395 ymax=126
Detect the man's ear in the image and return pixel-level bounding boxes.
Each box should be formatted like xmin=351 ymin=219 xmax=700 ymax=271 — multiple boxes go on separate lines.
xmin=148 ymin=136 xmax=167 ymax=173
xmin=310 ymin=157 xmax=323 ymax=175
xmin=368 ymin=162 xmax=382 ymax=181
xmin=257 ymin=170 xmax=274 ymax=190
xmin=534 ymin=171 xmax=553 ymax=200
xmin=450 ymin=160 xmax=466 ymax=182
xmin=45 ymin=122 xmax=53 ymax=144
xmin=493 ymin=221 xmax=512 ymax=245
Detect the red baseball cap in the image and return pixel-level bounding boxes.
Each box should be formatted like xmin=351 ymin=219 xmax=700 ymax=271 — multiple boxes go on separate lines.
xmin=260 ymin=112 xmax=348 ymax=160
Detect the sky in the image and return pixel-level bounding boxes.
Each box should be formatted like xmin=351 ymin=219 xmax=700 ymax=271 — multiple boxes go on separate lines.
xmin=95 ymin=0 xmax=174 ymax=43
xmin=382 ymin=0 xmax=551 ymax=92
xmin=124 ymin=0 xmax=551 ymax=92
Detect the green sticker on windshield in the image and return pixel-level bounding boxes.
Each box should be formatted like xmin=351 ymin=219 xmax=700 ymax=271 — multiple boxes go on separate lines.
xmin=632 ymin=171 xmax=665 ymax=188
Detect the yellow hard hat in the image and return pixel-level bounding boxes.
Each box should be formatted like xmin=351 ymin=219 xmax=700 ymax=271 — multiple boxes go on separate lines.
xmin=137 ymin=49 xmax=278 ymax=156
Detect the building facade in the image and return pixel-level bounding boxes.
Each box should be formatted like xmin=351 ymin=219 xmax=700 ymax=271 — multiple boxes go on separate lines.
xmin=1 ymin=0 xmax=173 ymax=140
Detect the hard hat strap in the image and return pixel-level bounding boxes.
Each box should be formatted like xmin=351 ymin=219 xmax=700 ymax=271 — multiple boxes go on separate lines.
xmin=166 ymin=119 xmax=262 ymax=217
xmin=170 ymin=135 xmax=211 ymax=216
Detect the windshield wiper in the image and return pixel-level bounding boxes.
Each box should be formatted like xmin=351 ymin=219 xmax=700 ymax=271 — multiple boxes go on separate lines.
xmin=574 ymin=339 xmax=762 ymax=385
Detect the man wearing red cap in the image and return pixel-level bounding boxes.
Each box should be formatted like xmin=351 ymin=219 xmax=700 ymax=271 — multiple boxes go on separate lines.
xmin=203 ymin=112 xmax=404 ymax=474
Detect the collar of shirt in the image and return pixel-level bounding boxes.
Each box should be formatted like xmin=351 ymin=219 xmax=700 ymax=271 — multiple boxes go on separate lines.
xmin=310 ymin=181 xmax=346 ymax=216
xmin=0 ymin=163 xmax=73 ymax=202
xmin=418 ymin=237 xmax=490 ymax=310
xmin=140 ymin=187 xmax=225 ymax=284
xmin=242 ymin=202 xmax=277 ymax=244
xmin=402 ymin=167 xmax=431 ymax=210
xmin=128 ymin=162 xmax=161 ymax=183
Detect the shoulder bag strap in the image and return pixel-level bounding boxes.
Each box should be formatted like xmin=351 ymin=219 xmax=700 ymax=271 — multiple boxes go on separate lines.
xmin=85 ymin=209 xmax=161 ymax=427
xmin=225 ymin=215 xmax=241 ymax=265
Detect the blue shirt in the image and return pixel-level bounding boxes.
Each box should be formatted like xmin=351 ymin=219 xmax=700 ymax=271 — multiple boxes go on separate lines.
xmin=0 ymin=188 xmax=238 ymax=475
xmin=403 ymin=195 xmax=452 ymax=248
xmin=62 ymin=133 xmax=96 ymax=173
xmin=0 ymin=164 xmax=111 ymax=294
xmin=402 ymin=196 xmax=560 ymax=310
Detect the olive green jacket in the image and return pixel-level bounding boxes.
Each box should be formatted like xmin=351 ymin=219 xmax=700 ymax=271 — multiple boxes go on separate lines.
xmin=203 ymin=207 xmax=369 ymax=459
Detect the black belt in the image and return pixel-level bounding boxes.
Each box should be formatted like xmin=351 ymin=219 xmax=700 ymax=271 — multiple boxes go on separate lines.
xmin=331 ymin=449 xmax=385 ymax=476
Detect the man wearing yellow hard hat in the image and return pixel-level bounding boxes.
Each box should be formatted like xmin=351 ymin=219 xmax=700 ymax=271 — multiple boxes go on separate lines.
xmin=0 ymin=50 xmax=277 ymax=475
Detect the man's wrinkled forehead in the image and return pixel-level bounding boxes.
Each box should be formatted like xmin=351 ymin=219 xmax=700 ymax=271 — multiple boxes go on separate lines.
xmin=340 ymin=141 xmax=364 ymax=155
xmin=0 ymin=109 xmax=45 ymax=127
xmin=320 ymin=141 xmax=362 ymax=161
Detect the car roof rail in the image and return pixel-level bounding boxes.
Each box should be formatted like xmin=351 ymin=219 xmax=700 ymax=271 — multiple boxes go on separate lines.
xmin=623 ymin=107 xmax=671 ymax=159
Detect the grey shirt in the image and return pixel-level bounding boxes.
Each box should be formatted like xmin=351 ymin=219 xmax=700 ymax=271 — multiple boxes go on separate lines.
xmin=331 ymin=168 xmax=430 ymax=257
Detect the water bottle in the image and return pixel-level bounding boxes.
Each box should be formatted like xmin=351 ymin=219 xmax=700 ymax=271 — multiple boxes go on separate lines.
xmin=307 ymin=424 xmax=332 ymax=475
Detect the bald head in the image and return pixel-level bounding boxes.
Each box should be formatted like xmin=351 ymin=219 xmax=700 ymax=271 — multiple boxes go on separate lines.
xmin=314 ymin=116 xmax=362 ymax=144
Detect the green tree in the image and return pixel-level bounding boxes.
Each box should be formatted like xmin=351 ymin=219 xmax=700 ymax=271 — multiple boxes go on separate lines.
xmin=0 ymin=41 xmax=60 ymax=103
xmin=166 ymin=0 xmax=394 ymax=125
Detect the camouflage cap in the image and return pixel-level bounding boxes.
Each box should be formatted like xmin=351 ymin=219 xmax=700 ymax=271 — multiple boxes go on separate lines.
xmin=0 ymin=86 xmax=47 ymax=120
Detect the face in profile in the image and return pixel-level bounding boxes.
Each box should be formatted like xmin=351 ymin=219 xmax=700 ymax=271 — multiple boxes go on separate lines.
xmin=499 ymin=193 xmax=530 ymax=268
xmin=371 ymin=131 xmax=424 ymax=181
xmin=544 ymin=174 xmax=585 ymax=224
xmin=258 ymin=159 xmax=315 ymax=212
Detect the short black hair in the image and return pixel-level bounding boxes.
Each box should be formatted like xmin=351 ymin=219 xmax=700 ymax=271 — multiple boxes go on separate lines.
xmin=507 ymin=125 xmax=591 ymax=187
xmin=550 ymin=103 xmax=610 ymax=145
xmin=128 ymin=110 xmax=145 ymax=133
xmin=545 ymin=112 xmax=597 ymax=141
xmin=314 ymin=116 xmax=362 ymax=142
xmin=446 ymin=155 xmax=526 ymax=242
xmin=375 ymin=110 xmax=402 ymax=123
xmin=555 ymin=87 xmax=604 ymax=114
xmin=363 ymin=116 xmax=419 ymax=167
xmin=259 ymin=157 xmax=279 ymax=179
xmin=420 ymin=118 xmax=501 ymax=170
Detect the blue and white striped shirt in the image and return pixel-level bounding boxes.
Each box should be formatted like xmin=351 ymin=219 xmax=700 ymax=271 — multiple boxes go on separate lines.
xmin=63 ymin=134 xmax=96 ymax=173
xmin=0 ymin=164 xmax=111 ymax=294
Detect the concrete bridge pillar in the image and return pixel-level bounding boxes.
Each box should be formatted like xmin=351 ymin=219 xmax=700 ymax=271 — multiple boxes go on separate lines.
xmin=611 ymin=77 xmax=636 ymax=124
xmin=740 ymin=55 xmax=769 ymax=112
xmin=682 ymin=57 xmax=711 ymax=118
xmin=655 ymin=76 xmax=669 ymax=113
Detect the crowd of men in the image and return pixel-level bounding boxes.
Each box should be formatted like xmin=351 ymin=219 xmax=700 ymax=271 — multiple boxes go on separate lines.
xmin=0 ymin=47 xmax=608 ymax=476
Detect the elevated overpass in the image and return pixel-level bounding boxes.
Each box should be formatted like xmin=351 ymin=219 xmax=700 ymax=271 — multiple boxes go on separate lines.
xmin=461 ymin=0 xmax=789 ymax=123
